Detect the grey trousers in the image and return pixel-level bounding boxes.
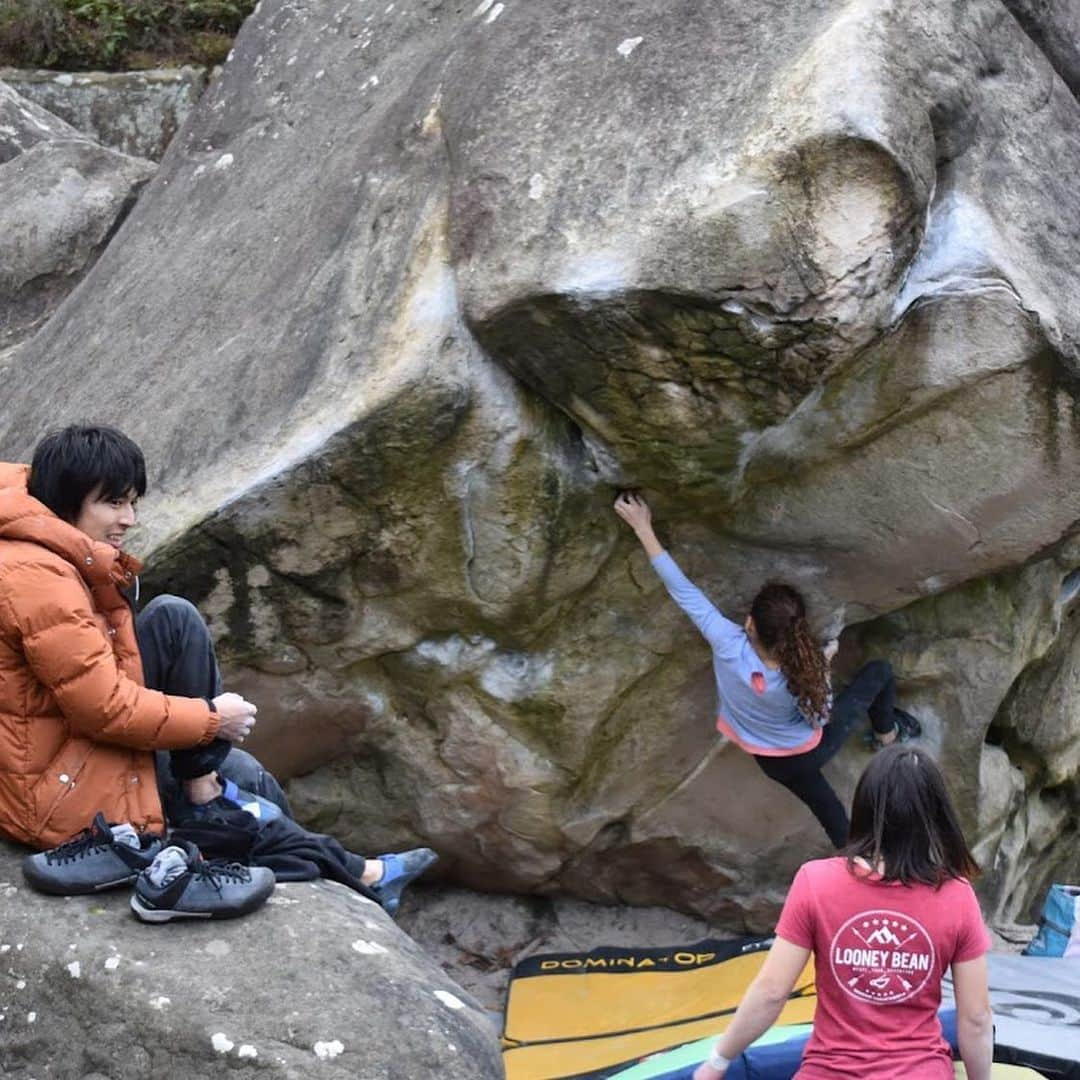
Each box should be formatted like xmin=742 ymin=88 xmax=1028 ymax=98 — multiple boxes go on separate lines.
xmin=136 ymin=594 xmax=366 ymax=882
xmin=135 ymin=594 xmax=292 ymax=818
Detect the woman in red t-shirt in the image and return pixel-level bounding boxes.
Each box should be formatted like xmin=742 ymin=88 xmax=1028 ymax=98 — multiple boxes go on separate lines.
xmin=693 ymin=745 xmax=993 ymax=1080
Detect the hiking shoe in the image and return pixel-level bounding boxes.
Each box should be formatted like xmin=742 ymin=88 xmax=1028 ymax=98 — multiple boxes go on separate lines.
xmin=130 ymin=841 xmax=275 ymax=923
xmin=868 ymin=707 xmax=923 ymax=750
xmin=369 ymin=848 xmax=439 ymax=916
xmin=22 ymin=812 xmax=164 ymax=896
xmin=179 ymin=776 xmax=283 ymax=826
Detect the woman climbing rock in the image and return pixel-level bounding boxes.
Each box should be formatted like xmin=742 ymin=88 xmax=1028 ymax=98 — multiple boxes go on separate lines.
xmin=614 ymin=492 xmax=921 ymax=848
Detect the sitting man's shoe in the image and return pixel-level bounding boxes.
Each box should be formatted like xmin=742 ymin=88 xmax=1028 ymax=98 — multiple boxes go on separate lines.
xmin=869 ymin=707 xmax=924 ymax=750
xmin=181 ymin=776 xmax=283 ymax=825
xmin=369 ymin=848 xmax=439 ymax=916
xmin=130 ymin=841 xmax=275 ymax=923
xmin=23 ymin=812 xmax=164 ymax=896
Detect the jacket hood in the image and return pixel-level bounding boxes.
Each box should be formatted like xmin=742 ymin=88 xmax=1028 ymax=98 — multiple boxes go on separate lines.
xmin=0 ymin=462 xmax=141 ymax=584
xmin=0 ymin=462 xmax=30 ymax=494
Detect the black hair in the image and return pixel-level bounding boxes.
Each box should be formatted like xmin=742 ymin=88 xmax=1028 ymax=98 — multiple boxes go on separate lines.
xmin=845 ymin=744 xmax=979 ymax=887
xmin=28 ymin=425 xmax=147 ymax=523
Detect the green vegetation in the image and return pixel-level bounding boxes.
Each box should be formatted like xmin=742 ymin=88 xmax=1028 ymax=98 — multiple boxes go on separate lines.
xmin=0 ymin=0 xmax=257 ymax=71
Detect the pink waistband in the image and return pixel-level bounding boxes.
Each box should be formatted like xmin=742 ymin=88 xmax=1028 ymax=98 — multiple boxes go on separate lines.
xmin=715 ymin=714 xmax=823 ymax=757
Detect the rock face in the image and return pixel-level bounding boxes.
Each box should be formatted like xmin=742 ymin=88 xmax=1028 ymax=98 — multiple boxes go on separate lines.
xmin=0 ymin=81 xmax=154 ymax=357
xmin=2 ymin=0 xmax=1080 ymax=930
xmin=0 ymin=840 xmax=502 ymax=1079
xmin=1001 ymin=0 xmax=1080 ymax=95
xmin=399 ymin=884 xmax=739 ymax=1012
xmin=1 ymin=67 xmax=208 ymax=162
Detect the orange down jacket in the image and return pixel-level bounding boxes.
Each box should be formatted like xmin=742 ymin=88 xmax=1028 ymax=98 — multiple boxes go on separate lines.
xmin=0 ymin=463 xmax=218 ymax=849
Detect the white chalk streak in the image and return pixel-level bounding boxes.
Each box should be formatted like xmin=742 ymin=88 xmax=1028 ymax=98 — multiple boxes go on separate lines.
xmin=351 ymin=940 xmax=389 ymax=955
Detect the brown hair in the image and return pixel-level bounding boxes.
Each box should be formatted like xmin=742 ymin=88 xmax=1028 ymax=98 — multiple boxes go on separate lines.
xmin=750 ymin=582 xmax=830 ymax=724
xmin=845 ymin=745 xmax=980 ymax=886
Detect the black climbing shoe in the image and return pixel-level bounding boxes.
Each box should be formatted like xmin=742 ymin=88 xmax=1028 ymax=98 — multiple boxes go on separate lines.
xmin=23 ymin=812 xmax=165 ymax=896
xmin=869 ymin=707 xmax=923 ymax=750
xmin=892 ymin=707 xmax=922 ymax=741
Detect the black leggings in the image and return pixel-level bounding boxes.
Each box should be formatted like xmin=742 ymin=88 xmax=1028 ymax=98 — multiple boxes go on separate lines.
xmin=753 ymin=660 xmax=897 ymax=849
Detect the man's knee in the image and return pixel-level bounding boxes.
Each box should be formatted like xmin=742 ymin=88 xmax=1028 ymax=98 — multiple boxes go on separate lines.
xmin=138 ymin=595 xmax=211 ymax=647
xmin=140 ymin=593 xmax=202 ymax=626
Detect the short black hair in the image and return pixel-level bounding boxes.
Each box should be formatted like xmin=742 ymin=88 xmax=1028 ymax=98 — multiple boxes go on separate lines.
xmin=845 ymin=744 xmax=979 ymax=887
xmin=28 ymin=425 xmax=147 ymax=523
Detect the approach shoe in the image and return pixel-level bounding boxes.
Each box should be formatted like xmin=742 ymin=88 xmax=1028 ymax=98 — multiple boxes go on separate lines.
xmin=868 ymin=707 xmax=924 ymax=750
xmin=181 ymin=776 xmax=283 ymax=825
xmin=22 ymin=812 xmax=164 ymax=896
xmin=369 ymin=847 xmax=439 ymax=916
xmin=130 ymin=841 xmax=275 ymax=923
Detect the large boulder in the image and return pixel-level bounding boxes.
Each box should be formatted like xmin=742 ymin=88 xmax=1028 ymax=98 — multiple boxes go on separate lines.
xmin=0 ymin=840 xmax=502 ymax=1079
xmin=1001 ymin=0 xmax=1080 ymax=96
xmin=3 ymin=0 xmax=1080 ymax=929
xmin=0 ymin=81 xmax=154 ymax=356
xmin=1 ymin=67 xmax=208 ymax=162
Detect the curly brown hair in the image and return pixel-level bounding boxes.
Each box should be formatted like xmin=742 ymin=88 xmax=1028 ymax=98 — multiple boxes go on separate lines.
xmin=750 ymin=582 xmax=830 ymax=724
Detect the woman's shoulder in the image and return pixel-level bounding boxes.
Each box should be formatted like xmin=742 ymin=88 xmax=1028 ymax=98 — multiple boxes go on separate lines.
xmin=803 ymin=855 xmax=850 ymax=873
xmin=936 ymin=874 xmax=979 ymax=900
xmin=793 ymin=856 xmax=852 ymax=886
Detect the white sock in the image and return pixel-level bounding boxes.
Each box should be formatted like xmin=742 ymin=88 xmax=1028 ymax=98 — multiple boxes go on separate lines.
xmin=147 ymin=847 xmax=190 ymax=887
xmin=109 ymin=824 xmax=141 ymax=851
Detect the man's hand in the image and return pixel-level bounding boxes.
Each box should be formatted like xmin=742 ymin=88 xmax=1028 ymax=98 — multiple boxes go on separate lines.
xmin=614 ymin=491 xmax=652 ymax=533
xmin=212 ymin=691 xmax=258 ymax=743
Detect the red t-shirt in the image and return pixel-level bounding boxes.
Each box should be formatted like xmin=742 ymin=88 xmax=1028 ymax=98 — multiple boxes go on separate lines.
xmin=775 ymin=856 xmax=991 ymax=1079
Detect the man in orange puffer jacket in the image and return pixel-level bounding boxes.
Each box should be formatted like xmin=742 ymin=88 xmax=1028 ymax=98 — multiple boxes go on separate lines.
xmin=0 ymin=426 xmax=436 ymax=914
xmin=0 ymin=429 xmax=262 ymax=849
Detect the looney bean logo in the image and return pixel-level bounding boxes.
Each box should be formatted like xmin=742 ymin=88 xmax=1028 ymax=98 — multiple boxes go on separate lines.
xmin=829 ymin=910 xmax=936 ymax=1004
